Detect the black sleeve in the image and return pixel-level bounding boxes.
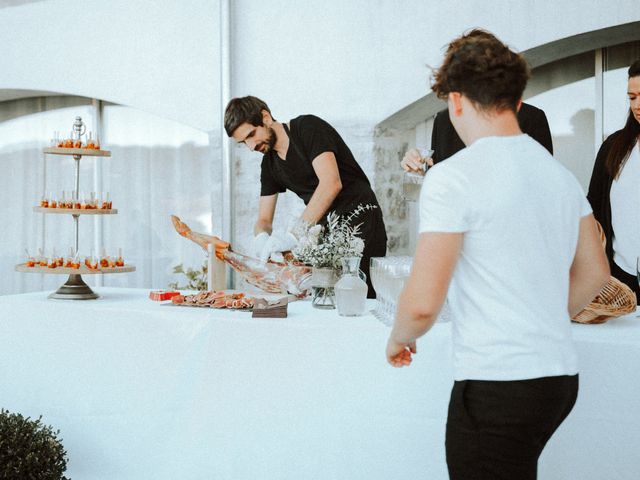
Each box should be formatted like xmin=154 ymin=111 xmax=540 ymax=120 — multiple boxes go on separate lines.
xmin=430 ymin=112 xmax=441 ymax=160
xmin=518 ymin=104 xmax=554 ymax=155
xmin=296 ymin=115 xmax=339 ymax=162
xmin=587 ymin=134 xmax=614 ymax=223
xmin=260 ymin=156 xmax=286 ymax=196
xmin=431 ymin=110 xmax=465 ymax=164
xmin=587 ymin=132 xmax=619 ymax=265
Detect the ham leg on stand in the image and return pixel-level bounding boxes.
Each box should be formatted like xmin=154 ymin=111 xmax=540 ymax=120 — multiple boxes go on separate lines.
xmin=171 ymin=215 xmax=311 ymax=296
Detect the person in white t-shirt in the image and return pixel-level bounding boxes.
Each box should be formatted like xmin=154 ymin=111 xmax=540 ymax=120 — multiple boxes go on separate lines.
xmin=385 ymin=29 xmax=610 ymax=480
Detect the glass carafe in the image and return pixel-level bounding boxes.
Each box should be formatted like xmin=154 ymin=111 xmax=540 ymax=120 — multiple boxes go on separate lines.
xmin=335 ymin=256 xmax=368 ymax=316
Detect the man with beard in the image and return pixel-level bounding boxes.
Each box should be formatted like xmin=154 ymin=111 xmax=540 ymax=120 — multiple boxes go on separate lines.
xmin=224 ymin=96 xmax=387 ymax=297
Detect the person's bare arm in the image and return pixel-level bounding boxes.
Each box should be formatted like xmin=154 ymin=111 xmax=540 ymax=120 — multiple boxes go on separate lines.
xmin=300 ymin=152 xmax=342 ymax=224
xmin=568 ymin=214 xmax=610 ymax=317
xmin=387 ymin=232 xmax=463 ymax=367
xmin=254 ymin=194 xmax=278 ymax=236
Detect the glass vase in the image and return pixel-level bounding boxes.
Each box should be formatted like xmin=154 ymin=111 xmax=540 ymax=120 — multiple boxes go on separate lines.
xmin=335 ymin=256 xmax=368 ymax=316
xmin=311 ymin=267 xmax=338 ymax=309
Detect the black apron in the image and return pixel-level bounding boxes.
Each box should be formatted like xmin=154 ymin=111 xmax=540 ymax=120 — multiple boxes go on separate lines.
xmin=283 ymin=123 xmax=387 ymax=298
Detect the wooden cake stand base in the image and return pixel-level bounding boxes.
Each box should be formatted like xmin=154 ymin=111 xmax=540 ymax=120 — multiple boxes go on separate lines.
xmin=49 ymin=274 xmax=99 ymax=300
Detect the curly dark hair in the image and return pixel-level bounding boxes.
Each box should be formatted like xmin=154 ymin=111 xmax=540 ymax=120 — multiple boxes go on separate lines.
xmin=431 ymin=29 xmax=530 ymax=113
xmin=224 ymin=96 xmax=273 ymax=137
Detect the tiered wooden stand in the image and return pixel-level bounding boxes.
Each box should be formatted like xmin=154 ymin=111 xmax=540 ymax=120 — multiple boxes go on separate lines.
xmin=16 ymin=145 xmax=135 ymax=299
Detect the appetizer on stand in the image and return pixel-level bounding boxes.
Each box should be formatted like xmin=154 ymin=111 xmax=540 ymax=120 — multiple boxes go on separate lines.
xmin=16 ymin=116 xmax=135 ymax=299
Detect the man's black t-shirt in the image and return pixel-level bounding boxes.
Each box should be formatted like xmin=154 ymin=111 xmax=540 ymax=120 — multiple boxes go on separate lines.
xmin=260 ymin=114 xmax=379 ymax=216
xmin=260 ymin=114 xmax=386 ymax=298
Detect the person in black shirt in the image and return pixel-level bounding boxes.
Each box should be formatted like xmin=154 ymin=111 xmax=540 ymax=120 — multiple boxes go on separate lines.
xmin=401 ymin=101 xmax=553 ymax=171
xmin=224 ymin=96 xmax=387 ymax=297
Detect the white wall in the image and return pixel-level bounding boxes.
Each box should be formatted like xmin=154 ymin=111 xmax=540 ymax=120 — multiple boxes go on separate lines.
xmin=0 ymin=0 xmax=221 ymax=131
xmin=231 ymin=0 xmax=640 ymax=125
xmin=3 ymin=1 xmax=640 ymax=132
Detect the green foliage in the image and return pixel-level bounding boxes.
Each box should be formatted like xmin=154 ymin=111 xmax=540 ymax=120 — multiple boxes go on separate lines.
xmin=293 ymin=204 xmax=376 ymax=268
xmin=0 ymin=409 xmax=69 ymax=480
xmin=168 ymin=262 xmax=208 ymax=291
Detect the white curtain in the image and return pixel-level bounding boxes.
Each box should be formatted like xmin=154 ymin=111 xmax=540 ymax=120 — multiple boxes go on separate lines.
xmin=0 ymin=97 xmax=216 ymax=296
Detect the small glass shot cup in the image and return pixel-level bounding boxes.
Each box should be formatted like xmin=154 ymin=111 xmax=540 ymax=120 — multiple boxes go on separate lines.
xmin=115 ymin=247 xmax=124 ymax=267
xmin=86 ymin=132 xmax=97 ymax=149
xmin=64 ymin=247 xmax=74 ymax=268
xmin=101 ymin=191 xmax=112 ymax=210
xmin=25 ymin=249 xmax=36 ymax=268
xmin=73 ymin=133 xmax=83 ymax=149
xmin=417 ymin=147 xmax=434 ymax=173
xmin=56 ymin=254 xmax=64 ymax=267
xmin=71 ymin=250 xmax=81 ymax=269
xmin=47 ymin=251 xmax=58 ymax=269
xmin=99 ymin=248 xmax=109 ymax=268
xmin=63 ymin=132 xmax=74 ymax=148
xmin=39 ymin=192 xmax=49 ymax=208
xmin=73 ymin=191 xmax=82 ymax=210
xmin=82 ymin=192 xmax=93 ymax=210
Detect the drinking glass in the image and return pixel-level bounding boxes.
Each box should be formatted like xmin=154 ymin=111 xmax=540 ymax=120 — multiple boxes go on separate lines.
xmin=86 ymin=132 xmax=96 ymax=149
xmin=100 ymin=191 xmax=112 ymax=210
xmin=24 ymin=248 xmax=35 ymax=267
xmin=115 ymin=247 xmax=124 ymax=267
xmin=378 ymin=258 xmax=395 ymax=325
xmin=64 ymin=131 xmax=74 ymax=148
xmin=417 ymin=147 xmax=434 ymax=173
xmin=73 ymin=192 xmax=84 ymax=210
xmin=369 ymin=257 xmax=383 ymax=318
xmin=377 ymin=256 xmax=407 ymax=326
xmin=388 ymin=258 xmax=411 ymax=321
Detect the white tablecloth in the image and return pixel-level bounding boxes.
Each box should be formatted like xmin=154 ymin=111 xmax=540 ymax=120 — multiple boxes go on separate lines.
xmin=0 ymin=288 xmax=638 ymax=480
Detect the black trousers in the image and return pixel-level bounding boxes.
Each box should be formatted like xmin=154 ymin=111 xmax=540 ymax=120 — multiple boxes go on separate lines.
xmin=446 ymin=374 xmax=578 ymax=480
xmin=358 ymin=206 xmax=387 ymax=299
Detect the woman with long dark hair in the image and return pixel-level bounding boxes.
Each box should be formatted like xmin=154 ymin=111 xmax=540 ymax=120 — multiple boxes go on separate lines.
xmin=588 ymin=60 xmax=640 ymax=303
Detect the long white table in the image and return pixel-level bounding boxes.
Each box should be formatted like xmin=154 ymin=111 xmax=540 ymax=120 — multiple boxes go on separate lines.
xmin=1 ymin=288 xmax=638 ymax=479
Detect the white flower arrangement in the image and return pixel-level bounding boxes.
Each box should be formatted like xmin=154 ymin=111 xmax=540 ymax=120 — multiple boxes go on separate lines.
xmin=292 ymin=204 xmax=376 ymax=269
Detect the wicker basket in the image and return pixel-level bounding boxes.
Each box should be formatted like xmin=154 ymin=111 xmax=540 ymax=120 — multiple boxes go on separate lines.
xmin=572 ymin=276 xmax=637 ymax=324
xmin=571 ymin=221 xmax=637 ymax=324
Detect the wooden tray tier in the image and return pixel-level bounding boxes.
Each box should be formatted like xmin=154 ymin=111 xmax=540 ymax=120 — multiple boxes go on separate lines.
xmin=43 ymin=147 xmax=111 ymax=157
xmin=33 ymin=207 xmax=118 ymax=215
xmin=15 ymin=264 xmax=135 ymax=275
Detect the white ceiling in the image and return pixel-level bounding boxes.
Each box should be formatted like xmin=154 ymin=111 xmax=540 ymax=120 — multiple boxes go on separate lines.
xmin=0 ymin=89 xmax=59 ymax=102
xmin=0 ymin=2 xmax=59 ymax=101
